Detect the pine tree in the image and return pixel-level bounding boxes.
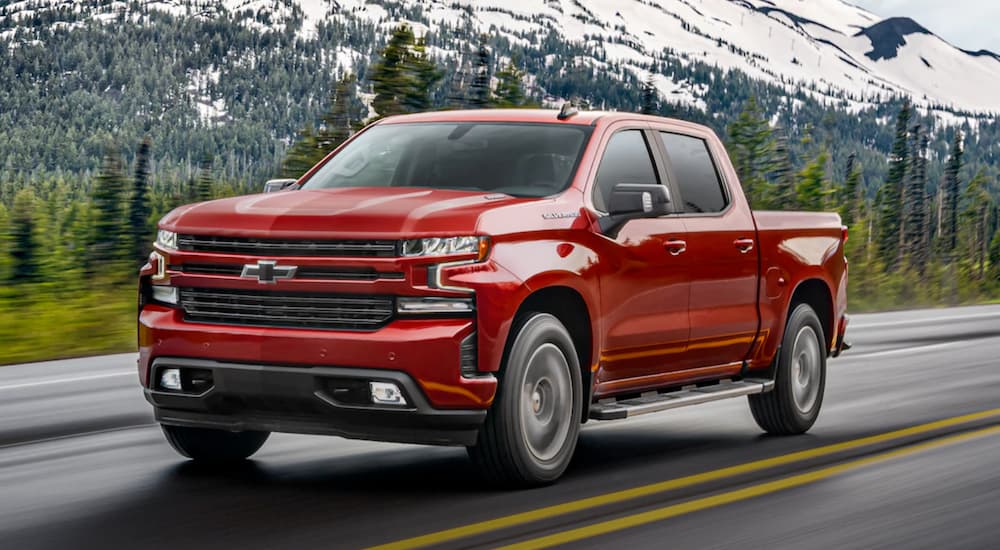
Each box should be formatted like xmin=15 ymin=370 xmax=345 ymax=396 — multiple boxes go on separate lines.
xmin=282 ymin=74 xmax=358 ymax=178
xmin=403 ymin=37 xmax=443 ymax=112
xmin=902 ymin=127 xmax=929 ymax=271
xmin=640 ymin=75 xmax=659 ymax=115
xmin=315 ymin=74 xmax=356 ymax=158
xmin=989 ymin=226 xmax=1000 ymax=279
xmin=371 ymin=25 xmax=416 ymax=118
xmin=91 ymin=146 xmax=128 ymax=265
xmin=282 ymin=122 xmax=320 ymax=179
xmin=494 ymin=60 xmax=527 ymax=107
xmin=446 ymin=8 xmax=476 ymax=108
xmin=795 ymin=150 xmax=829 ymax=211
xmin=941 ymin=131 xmax=964 ymax=254
xmin=876 ymin=101 xmax=911 ymax=271
xmin=467 ymin=38 xmax=492 ymax=108
xmin=770 ymin=129 xmax=798 ymax=209
xmin=196 ymin=154 xmax=214 ymax=202
xmin=128 ymin=137 xmax=152 ymax=264
xmin=961 ymin=170 xmax=993 ymax=279
xmin=446 ymin=51 xmax=473 ymax=109
xmin=9 ymin=189 xmax=39 ymax=283
xmin=841 ymin=153 xmax=861 ymax=226
xmin=727 ymin=97 xmax=778 ymax=209
xmin=370 ymin=25 xmax=443 ymax=117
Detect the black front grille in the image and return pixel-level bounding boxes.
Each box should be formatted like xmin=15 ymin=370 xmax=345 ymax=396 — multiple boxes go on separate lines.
xmin=179 ymin=288 xmax=394 ymax=330
xmin=173 ymin=263 xmax=405 ymax=281
xmin=177 ymin=235 xmax=398 ymax=257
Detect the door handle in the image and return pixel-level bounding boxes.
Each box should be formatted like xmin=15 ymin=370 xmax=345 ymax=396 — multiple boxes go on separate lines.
xmin=734 ymin=238 xmax=755 ymax=253
xmin=664 ymin=240 xmax=687 ymax=256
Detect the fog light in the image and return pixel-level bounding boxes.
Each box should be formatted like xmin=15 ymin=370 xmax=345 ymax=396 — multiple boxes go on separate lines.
xmin=370 ymin=381 xmax=407 ymax=406
xmin=152 ymin=285 xmax=179 ymax=305
xmin=160 ymin=368 xmax=182 ymax=391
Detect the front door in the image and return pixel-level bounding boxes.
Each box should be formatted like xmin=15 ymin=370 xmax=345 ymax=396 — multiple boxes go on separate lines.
xmin=591 ymin=128 xmax=691 ymax=393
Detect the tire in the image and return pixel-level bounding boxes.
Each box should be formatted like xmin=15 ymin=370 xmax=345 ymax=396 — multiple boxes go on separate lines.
xmin=468 ymin=313 xmax=582 ymax=487
xmin=161 ymin=424 xmax=269 ymax=463
xmin=748 ymin=303 xmax=826 ymax=435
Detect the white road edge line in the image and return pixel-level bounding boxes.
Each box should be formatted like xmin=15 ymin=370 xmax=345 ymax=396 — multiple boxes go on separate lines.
xmin=0 ymin=372 xmax=134 ymax=391
xmin=850 ymin=311 xmax=1000 ymax=329
xmin=842 ymin=341 xmax=962 ymax=360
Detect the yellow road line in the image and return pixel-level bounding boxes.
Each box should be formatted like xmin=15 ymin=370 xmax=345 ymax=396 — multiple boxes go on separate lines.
xmin=498 ymin=424 xmax=1000 ymax=550
xmin=367 ymin=408 xmax=1000 ymax=550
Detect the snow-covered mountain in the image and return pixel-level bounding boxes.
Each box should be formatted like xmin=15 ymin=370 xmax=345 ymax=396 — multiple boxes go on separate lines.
xmin=3 ymin=0 xmax=999 ymax=119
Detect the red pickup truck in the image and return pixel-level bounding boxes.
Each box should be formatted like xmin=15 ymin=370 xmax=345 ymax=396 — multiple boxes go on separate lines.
xmin=138 ymin=108 xmax=848 ymax=485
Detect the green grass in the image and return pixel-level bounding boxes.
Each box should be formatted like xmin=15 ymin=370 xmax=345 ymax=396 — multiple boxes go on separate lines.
xmin=0 ymin=283 xmax=136 ymax=365
xmin=0 ymin=279 xmax=996 ymax=366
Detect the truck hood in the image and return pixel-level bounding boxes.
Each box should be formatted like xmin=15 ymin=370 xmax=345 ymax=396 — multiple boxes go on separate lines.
xmin=160 ymin=187 xmax=529 ymax=238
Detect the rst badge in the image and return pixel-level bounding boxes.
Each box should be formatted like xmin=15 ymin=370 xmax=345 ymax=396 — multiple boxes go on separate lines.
xmin=240 ymin=260 xmax=297 ymax=284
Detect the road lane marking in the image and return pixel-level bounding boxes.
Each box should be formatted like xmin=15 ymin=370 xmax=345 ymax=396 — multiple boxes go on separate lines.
xmin=841 ymin=341 xmax=965 ymax=360
xmin=367 ymin=408 xmax=1000 ymax=550
xmin=498 ymin=424 xmax=1000 ymax=549
xmin=850 ymin=310 xmax=1000 ymax=329
xmin=0 ymin=371 xmax=133 ymax=392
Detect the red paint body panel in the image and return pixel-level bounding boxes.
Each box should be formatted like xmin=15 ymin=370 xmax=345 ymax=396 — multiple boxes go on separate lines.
xmin=140 ymin=110 xmax=847 ymax=416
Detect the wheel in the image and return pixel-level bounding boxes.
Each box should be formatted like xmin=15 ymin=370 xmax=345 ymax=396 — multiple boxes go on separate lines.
xmin=161 ymin=424 xmax=269 ymax=463
xmin=468 ymin=313 xmax=582 ymax=486
xmin=748 ymin=303 xmax=826 ymax=435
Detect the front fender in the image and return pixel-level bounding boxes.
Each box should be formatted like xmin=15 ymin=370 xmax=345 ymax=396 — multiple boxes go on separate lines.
xmin=445 ymin=238 xmax=602 ymax=374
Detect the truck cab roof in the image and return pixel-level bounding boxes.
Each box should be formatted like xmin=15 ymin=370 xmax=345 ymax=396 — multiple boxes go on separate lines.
xmin=375 ymin=108 xmax=711 ymax=134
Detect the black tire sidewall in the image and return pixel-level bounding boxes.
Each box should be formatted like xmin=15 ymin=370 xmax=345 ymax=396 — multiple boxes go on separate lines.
xmin=496 ymin=313 xmax=582 ymax=482
xmin=775 ymin=303 xmax=827 ymax=430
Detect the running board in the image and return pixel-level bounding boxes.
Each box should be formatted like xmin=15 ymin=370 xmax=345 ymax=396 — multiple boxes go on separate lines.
xmin=589 ymin=378 xmax=774 ymax=421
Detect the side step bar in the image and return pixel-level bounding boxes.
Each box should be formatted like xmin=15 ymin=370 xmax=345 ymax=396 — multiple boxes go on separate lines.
xmin=589 ymin=378 xmax=775 ymax=421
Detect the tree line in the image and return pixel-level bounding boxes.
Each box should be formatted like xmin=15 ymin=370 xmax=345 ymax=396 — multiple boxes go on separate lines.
xmin=724 ymin=97 xmax=999 ymax=309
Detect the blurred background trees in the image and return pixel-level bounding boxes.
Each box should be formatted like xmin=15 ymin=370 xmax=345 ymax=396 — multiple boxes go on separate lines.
xmin=0 ymin=15 xmax=997 ymax=364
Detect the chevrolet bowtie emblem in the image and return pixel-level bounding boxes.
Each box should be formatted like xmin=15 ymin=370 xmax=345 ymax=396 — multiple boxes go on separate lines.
xmin=241 ymin=260 xmax=297 ymax=284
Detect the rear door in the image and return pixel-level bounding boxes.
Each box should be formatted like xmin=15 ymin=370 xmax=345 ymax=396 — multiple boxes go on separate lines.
xmin=591 ymin=125 xmax=691 ymax=392
xmin=654 ymin=130 xmax=760 ymax=370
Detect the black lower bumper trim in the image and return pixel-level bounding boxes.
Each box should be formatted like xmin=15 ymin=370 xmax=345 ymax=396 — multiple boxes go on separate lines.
xmin=146 ymin=358 xmax=486 ymax=447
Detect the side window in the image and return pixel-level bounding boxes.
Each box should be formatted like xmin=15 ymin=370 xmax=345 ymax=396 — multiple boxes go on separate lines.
xmin=660 ymin=132 xmax=728 ymax=214
xmin=593 ymin=130 xmax=659 ymax=212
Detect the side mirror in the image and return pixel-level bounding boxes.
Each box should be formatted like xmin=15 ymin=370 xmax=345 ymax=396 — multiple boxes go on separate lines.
xmin=608 ymin=183 xmax=670 ymax=217
xmin=263 ymin=178 xmax=298 ymax=193
xmin=600 ymin=183 xmax=671 ymax=236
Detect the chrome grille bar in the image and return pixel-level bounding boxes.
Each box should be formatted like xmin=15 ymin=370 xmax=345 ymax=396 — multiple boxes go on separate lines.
xmin=177 ymin=235 xmax=398 ymax=257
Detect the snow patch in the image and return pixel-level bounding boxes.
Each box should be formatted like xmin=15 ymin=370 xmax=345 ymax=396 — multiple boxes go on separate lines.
xmin=186 ymin=67 xmax=229 ymax=126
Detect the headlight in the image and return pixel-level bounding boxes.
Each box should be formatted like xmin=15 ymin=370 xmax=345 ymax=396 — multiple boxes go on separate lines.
xmin=156 ymin=229 xmax=177 ymax=250
xmin=402 ymin=236 xmax=489 ymax=260
xmin=397 ymin=297 xmax=475 ymax=315
xmin=151 ymin=285 xmax=179 ymax=305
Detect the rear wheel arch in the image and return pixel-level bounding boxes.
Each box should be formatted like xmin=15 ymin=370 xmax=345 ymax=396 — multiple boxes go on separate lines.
xmin=788 ymin=278 xmax=834 ymax=353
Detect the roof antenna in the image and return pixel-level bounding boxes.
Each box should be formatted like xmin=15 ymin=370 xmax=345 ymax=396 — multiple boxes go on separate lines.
xmin=557 ymin=102 xmax=579 ymax=120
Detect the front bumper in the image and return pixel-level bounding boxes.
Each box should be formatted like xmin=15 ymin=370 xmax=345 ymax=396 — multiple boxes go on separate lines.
xmin=138 ymin=305 xmax=497 ymax=410
xmin=147 ymin=357 xmax=487 ymax=446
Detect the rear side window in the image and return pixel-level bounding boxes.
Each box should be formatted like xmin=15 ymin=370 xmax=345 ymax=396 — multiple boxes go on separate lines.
xmin=593 ymin=130 xmax=659 ymax=211
xmin=660 ymin=132 xmax=728 ymax=213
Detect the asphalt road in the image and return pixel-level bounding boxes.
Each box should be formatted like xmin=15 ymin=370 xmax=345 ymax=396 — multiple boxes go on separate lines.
xmin=2 ymin=305 xmax=999 ymax=549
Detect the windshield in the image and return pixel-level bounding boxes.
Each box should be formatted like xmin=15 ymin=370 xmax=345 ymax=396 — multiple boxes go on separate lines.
xmin=300 ymin=122 xmax=593 ymax=198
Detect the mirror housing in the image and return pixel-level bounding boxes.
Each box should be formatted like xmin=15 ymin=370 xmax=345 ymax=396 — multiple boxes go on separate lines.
xmin=263 ymin=178 xmax=298 ymax=193
xmin=600 ymin=183 xmax=671 ymax=236
xmin=607 ymin=183 xmax=670 ymax=217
